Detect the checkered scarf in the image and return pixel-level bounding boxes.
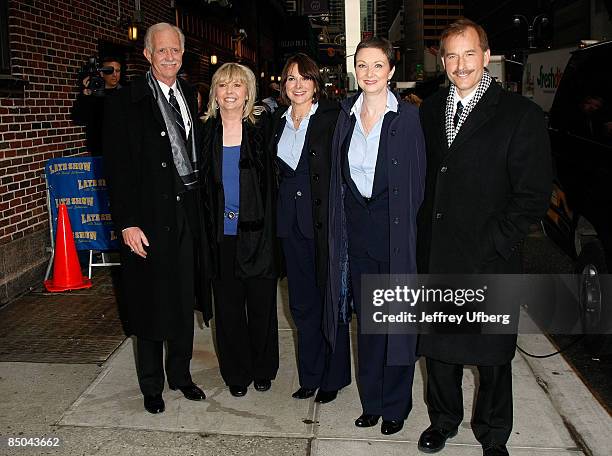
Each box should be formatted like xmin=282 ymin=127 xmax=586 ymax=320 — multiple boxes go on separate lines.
xmin=445 ymin=70 xmax=492 ymax=147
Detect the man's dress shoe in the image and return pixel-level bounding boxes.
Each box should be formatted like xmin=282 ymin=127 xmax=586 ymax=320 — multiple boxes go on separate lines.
xmin=170 ymin=382 xmax=206 ymax=401
xmin=483 ymin=444 xmax=509 ymax=456
xmin=418 ymin=426 xmax=458 ymax=453
xmin=314 ymin=389 xmax=338 ymax=404
xmin=254 ymin=379 xmax=272 ymax=392
xmin=381 ymin=419 xmax=404 ymax=435
xmin=292 ymin=387 xmax=316 ymax=399
xmin=144 ymin=394 xmax=165 ymax=414
xmin=354 ymin=414 xmax=381 ymax=428
xmin=229 ymin=385 xmax=248 ymax=397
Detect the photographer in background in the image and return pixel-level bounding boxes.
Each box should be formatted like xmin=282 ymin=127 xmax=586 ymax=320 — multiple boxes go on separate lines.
xmin=71 ymin=56 xmax=123 ymax=156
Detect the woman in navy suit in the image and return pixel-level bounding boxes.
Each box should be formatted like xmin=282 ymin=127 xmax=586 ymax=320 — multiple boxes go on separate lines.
xmin=272 ymin=54 xmax=351 ymax=403
xmin=326 ymin=37 xmax=426 ymax=434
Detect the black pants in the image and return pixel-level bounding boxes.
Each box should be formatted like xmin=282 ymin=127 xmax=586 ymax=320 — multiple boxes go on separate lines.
xmin=425 ymin=358 xmax=513 ymax=446
xmin=135 ymin=200 xmax=195 ymax=396
xmin=281 ymin=223 xmax=351 ymax=391
xmin=350 ymin=255 xmax=415 ymax=421
xmin=212 ymin=235 xmax=279 ymax=387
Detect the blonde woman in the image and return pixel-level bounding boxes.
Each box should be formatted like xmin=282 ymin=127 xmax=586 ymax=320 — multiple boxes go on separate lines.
xmin=202 ymin=63 xmax=280 ymax=397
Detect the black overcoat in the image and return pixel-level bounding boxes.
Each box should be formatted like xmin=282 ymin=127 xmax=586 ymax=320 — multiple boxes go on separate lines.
xmin=103 ymin=77 xmax=213 ymax=340
xmin=271 ymin=99 xmax=340 ymax=288
xmin=416 ymin=82 xmax=553 ymax=365
xmin=325 ymin=92 xmax=426 ymax=365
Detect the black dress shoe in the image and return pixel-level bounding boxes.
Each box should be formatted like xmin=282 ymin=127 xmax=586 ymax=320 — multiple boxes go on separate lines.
xmin=354 ymin=413 xmax=381 ymax=428
xmin=381 ymin=419 xmax=404 ymax=435
xmin=314 ymin=389 xmax=338 ymax=404
xmin=418 ymin=426 xmax=458 ymax=453
xmin=229 ymin=385 xmax=248 ymax=397
xmin=483 ymin=443 xmax=509 ymax=456
xmin=143 ymin=394 xmax=165 ymax=414
xmin=292 ymin=387 xmax=316 ymax=399
xmin=254 ymin=379 xmax=271 ymax=392
xmin=170 ymin=382 xmax=206 ymax=401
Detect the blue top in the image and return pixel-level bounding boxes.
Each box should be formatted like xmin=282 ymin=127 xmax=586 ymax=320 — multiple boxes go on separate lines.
xmin=222 ymin=145 xmax=241 ymax=235
xmin=277 ymin=103 xmax=319 ymax=170
xmin=347 ymin=89 xmax=398 ymax=198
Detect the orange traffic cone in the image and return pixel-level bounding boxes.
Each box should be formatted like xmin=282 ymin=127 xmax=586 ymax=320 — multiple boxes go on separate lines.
xmin=44 ymin=204 xmax=92 ymax=292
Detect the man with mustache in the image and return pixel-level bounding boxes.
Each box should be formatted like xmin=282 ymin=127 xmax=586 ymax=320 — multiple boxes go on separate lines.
xmin=103 ymin=23 xmax=211 ymax=414
xmin=416 ymin=20 xmax=552 ymax=456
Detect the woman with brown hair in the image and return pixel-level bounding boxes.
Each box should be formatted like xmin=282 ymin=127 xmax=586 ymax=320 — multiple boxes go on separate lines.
xmin=272 ymin=53 xmax=351 ymax=403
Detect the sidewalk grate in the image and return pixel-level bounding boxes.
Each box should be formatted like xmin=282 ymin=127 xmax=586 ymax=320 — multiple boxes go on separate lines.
xmin=0 ymin=271 xmax=126 ymax=364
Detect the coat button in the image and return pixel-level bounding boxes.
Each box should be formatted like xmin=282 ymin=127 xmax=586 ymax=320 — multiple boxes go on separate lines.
xmin=441 ymin=166 xmax=448 ymax=173
xmin=176 ymin=195 xmax=181 ymax=202
xmin=314 ymin=198 xmax=322 ymax=206
xmin=161 ymin=131 xmax=166 ymax=137
xmin=391 ymin=158 xmax=398 ymax=165
xmin=315 ymin=221 xmax=323 ymax=229
xmin=394 ymin=247 xmax=400 ymax=254
xmin=164 ymin=226 xmax=170 ymax=232
xmin=391 ymin=129 xmax=396 ymax=136
xmin=435 ymin=212 xmax=443 ymax=220
xmin=161 ymin=162 xmax=167 ymax=168
xmin=312 ymin=174 xmax=319 ymax=182
xmin=393 ymin=217 xmax=400 ymax=224
xmin=296 ymin=190 xmax=303 ymax=197
xmin=310 ymin=149 xmax=317 ymax=157
xmin=392 ymin=187 xmax=399 ymax=195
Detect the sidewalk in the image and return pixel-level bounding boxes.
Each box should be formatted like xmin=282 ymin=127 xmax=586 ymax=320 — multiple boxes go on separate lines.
xmin=0 ymin=277 xmax=610 ymax=455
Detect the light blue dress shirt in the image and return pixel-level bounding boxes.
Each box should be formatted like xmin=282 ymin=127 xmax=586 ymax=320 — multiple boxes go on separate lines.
xmin=348 ymin=90 xmax=398 ymax=198
xmin=277 ymin=103 xmax=319 ymax=170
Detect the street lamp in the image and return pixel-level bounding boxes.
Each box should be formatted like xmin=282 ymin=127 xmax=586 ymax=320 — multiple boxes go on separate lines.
xmin=512 ymin=14 xmax=550 ymax=49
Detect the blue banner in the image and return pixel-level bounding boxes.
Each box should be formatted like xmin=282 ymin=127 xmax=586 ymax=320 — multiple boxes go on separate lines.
xmin=45 ymin=156 xmax=119 ymax=251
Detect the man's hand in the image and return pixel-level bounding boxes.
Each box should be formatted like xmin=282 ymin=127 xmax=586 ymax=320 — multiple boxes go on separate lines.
xmin=122 ymin=227 xmax=149 ymax=258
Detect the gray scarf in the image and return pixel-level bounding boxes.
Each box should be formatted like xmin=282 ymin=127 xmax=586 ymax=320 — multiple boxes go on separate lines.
xmin=146 ymin=71 xmax=199 ymax=188
xmin=445 ymin=70 xmax=492 ymax=147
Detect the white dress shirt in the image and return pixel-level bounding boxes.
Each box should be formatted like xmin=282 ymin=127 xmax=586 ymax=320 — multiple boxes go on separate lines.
xmin=277 ymin=103 xmax=319 ymax=170
xmin=157 ymin=79 xmax=192 ymax=139
xmin=348 ymin=89 xmax=398 ymax=198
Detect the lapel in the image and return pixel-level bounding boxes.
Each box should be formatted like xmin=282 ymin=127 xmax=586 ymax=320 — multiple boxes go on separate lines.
xmin=446 ymin=83 xmax=501 ymax=157
xmin=131 ymin=76 xmax=165 ymax=130
xmin=341 ymin=115 xmax=368 ymax=208
xmin=272 ymin=106 xmax=288 ymax=148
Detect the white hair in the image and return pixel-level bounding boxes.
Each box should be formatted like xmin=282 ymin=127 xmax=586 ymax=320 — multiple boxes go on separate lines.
xmin=144 ymin=23 xmax=185 ymax=53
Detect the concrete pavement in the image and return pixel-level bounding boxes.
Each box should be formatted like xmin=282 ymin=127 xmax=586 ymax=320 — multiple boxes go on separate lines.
xmin=0 ymin=280 xmax=609 ymax=456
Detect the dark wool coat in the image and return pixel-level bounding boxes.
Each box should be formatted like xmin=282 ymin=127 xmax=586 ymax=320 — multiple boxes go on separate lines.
xmin=416 ymin=82 xmax=553 ymax=365
xmin=325 ymin=92 xmax=427 ymax=365
xmin=202 ymin=114 xmax=280 ymax=280
xmin=271 ymin=99 xmax=340 ymax=288
xmin=103 ymin=77 xmax=213 ymax=340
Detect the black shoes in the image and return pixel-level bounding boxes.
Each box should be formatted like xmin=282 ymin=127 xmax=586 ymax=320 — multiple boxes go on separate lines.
xmin=254 ymin=379 xmax=272 ymax=392
xmin=417 ymin=426 xmax=458 ymax=453
xmin=229 ymin=385 xmax=248 ymax=397
xmin=169 ymin=382 xmax=206 ymax=401
xmin=144 ymin=394 xmax=165 ymax=414
xmin=292 ymin=387 xmax=316 ymax=399
xmin=483 ymin=444 xmax=509 ymax=456
xmin=381 ymin=419 xmax=404 ymax=435
xmin=314 ymin=389 xmax=338 ymax=404
xmin=354 ymin=413 xmax=381 ymax=428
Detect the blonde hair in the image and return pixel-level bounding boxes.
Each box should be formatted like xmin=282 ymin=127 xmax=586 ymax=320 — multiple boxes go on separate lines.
xmin=144 ymin=23 xmax=185 ymax=53
xmin=204 ymin=63 xmax=257 ymax=123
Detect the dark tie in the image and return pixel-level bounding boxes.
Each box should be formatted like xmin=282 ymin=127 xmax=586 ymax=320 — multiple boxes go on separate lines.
xmin=168 ymin=88 xmax=187 ymax=142
xmin=453 ymin=100 xmax=464 ymax=128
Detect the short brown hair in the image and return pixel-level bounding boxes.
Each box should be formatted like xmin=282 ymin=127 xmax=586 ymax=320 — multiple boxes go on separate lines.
xmin=280 ymin=53 xmax=324 ymax=106
xmin=355 ymin=36 xmax=395 ymax=70
xmin=439 ymin=19 xmax=489 ymax=57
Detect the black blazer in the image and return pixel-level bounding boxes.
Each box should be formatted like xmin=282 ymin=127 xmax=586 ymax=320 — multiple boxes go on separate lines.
xmin=416 ymin=82 xmax=553 ymax=365
xmin=271 ymin=99 xmax=340 ymax=289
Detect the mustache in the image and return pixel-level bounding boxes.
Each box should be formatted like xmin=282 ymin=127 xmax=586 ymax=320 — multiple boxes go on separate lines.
xmin=453 ymin=69 xmax=474 ymax=76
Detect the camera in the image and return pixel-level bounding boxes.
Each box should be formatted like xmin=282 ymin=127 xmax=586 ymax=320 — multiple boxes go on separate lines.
xmin=79 ymin=56 xmax=115 ymax=97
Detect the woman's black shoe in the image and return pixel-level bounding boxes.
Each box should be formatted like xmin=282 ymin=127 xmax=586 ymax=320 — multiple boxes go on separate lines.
xmin=381 ymin=419 xmax=404 ymax=435
xmin=254 ymin=379 xmax=271 ymax=391
xmin=314 ymin=389 xmax=338 ymax=403
xmin=354 ymin=414 xmax=381 ymax=427
xmin=292 ymin=387 xmax=316 ymax=399
xmin=229 ymin=385 xmax=248 ymax=397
